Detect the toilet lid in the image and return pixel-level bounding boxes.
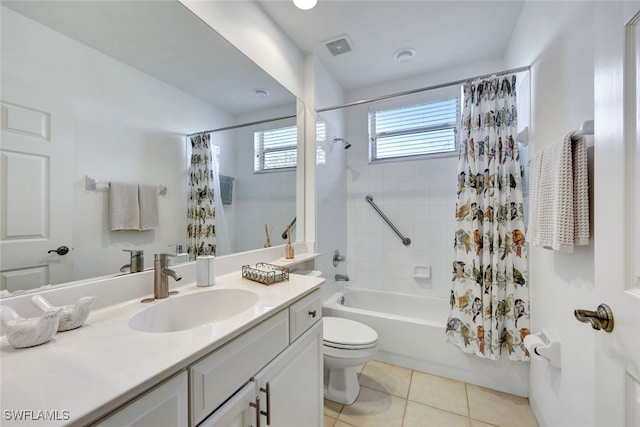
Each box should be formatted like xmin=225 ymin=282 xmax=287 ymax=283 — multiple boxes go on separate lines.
xmin=323 ymin=317 xmax=378 ymax=347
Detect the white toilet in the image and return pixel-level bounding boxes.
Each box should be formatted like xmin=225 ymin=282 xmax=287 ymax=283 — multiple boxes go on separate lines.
xmin=323 ymin=316 xmax=378 ymax=405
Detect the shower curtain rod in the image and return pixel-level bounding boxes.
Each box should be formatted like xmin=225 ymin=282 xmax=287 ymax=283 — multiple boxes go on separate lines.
xmin=187 ymin=114 xmax=296 ymax=137
xmin=316 ymin=65 xmax=531 ymax=113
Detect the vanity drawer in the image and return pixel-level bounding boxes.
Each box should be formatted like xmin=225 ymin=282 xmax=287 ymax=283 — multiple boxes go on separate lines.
xmin=289 ymin=289 xmax=322 ymax=343
xmin=190 ymin=309 xmax=289 ymax=426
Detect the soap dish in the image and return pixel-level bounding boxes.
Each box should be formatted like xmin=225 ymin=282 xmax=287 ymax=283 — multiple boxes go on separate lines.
xmin=242 ymin=263 xmax=290 ymax=285
xmin=0 ymin=305 xmax=62 ymax=348
xmin=31 ymin=295 xmax=96 ymax=331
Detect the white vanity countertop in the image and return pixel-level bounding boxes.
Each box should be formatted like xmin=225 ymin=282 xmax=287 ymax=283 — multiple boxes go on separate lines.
xmin=0 ymin=272 xmax=323 ymax=427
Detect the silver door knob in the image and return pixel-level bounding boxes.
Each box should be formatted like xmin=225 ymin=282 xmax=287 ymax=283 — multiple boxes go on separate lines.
xmin=47 ymin=246 xmax=69 ymax=256
xmin=574 ymin=303 xmax=614 ymax=332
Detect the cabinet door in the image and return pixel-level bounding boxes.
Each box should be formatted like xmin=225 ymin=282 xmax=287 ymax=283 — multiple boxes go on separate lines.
xmin=93 ymin=371 xmax=188 ymax=427
xmin=198 ymin=382 xmax=256 ymax=427
xmin=190 ymin=310 xmax=289 ymax=426
xmin=253 ymin=321 xmax=322 ymax=427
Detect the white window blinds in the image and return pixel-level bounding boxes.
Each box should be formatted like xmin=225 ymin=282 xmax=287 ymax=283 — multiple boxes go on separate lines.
xmin=254 ymin=125 xmax=297 ymax=172
xmin=369 ymin=97 xmax=460 ymax=161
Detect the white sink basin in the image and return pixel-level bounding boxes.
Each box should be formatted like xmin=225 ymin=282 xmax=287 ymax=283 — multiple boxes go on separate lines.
xmin=129 ymin=289 xmax=259 ymax=333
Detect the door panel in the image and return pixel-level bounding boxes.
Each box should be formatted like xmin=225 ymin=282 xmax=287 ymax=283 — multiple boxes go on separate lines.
xmin=0 ymin=88 xmax=74 ymax=292
xmin=594 ymin=4 xmax=640 ymax=427
xmin=3 ymin=151 xmax=48 ymax=238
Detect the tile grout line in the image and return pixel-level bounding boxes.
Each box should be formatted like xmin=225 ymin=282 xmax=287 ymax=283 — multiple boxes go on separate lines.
xmin=465 ymin=382 xmax=470 ymax=413
xmin=399 ymin=369 xmax=416 ymax=427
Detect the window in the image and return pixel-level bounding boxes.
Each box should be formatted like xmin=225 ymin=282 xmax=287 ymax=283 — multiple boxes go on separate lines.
xmin=254 ymin=125 xmax=297 ymax=172
xmin=369 ymin=97 xmax=460 ymax=162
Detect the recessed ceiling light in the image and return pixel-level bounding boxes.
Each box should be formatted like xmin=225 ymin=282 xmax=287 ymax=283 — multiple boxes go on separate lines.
xmin=394 ymin=48 xmax=416 ymax=63
xmin=253 ymin=88 xmax=270 ymax=98
xmin=293 ymin=0 xmax=317 ymax=10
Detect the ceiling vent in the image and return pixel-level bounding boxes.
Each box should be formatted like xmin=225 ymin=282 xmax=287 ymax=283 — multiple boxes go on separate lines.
xmin=323 ymin=35 xmax=353 ymax=56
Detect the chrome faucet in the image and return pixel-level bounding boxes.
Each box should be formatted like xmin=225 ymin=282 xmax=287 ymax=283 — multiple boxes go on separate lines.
xmin=153 ymin=253 xmax=182 ymax=299
xmin=120 ymin=249 xmax=144 ymax=273
xmin=335 ymin=274 xmax=350 ymax=282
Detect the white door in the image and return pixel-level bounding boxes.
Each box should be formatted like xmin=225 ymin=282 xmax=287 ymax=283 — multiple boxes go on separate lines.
xmin=593 ymin=4 xmax=640 ymax=427
xmin=0 ymin=87 xmax=74 ymax=293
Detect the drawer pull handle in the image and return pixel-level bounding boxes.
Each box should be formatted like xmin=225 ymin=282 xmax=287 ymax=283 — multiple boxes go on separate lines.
xmin=250 ymin=396 xmax=261 ymax=427
xmin=260 ymin=382 xmax=271 ymax=425
xmin=308 ymin=310 xmax=317 ymax=318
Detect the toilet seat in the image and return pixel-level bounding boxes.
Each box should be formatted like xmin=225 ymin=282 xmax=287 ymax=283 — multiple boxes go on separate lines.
xmin=323 ymin=317 xmax=378 ymax=350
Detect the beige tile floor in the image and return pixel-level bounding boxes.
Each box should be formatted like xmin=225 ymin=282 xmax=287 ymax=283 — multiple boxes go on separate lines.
xmin=324 ymin=360 xmax=539 ymax=427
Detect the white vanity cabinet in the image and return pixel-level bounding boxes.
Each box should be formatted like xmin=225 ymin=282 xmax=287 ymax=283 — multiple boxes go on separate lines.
xmin=92 ymin=371 xmax=188 ymax=427
xmin=200 ymin=322 xmax=322 ymax=427
xmin=197 ymin=382 xmax=256 ymax=427
xmin=198 ymin=289 xmax=323 ymax=427
xmin=90 ymin=289 xmax=322 ymax=427
xmin=190 ymin=310 xmax=290 ymax=426
xmin=252 ymin=321 xmax=323 ymax=427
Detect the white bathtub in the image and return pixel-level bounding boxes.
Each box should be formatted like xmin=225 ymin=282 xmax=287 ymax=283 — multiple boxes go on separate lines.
xmin=323 ymin=286 xmax=529 ymax=397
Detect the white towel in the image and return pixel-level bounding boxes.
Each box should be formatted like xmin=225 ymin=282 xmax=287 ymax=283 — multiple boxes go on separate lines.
xmin=109 ymin=182 xmax=139 ymax=231
xmin=528 ymin=131 xmax=589 ymax=252
xmin=138 ymin=184 xmax=159 ymax=230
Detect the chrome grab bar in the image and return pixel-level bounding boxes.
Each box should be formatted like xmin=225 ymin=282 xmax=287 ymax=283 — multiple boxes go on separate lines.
xmin=365 ymin=195 xmax=411 ymax=246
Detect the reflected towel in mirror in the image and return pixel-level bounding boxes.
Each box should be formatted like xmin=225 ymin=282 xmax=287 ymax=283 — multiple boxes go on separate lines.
xmin=219 ymin=175 xmax=234 ymax=205
xmin=139 ymin=184 xmax=159 ymax=230
xmin=109 ymin=182 xmax=139 ymax=231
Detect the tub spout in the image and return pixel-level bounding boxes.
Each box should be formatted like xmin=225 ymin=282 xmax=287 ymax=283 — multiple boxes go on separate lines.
xmin=335 ymin=274 xmax=350 ymax=282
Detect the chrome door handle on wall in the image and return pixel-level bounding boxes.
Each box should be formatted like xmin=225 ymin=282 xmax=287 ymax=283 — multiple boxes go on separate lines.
xmin=574 ymin=303 xmax=614 ymax=332
xmin=47 ymin=246 xmax=69 ymax=256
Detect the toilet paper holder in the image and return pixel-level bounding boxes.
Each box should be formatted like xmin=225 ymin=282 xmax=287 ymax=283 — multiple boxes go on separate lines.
xmin=524 ymin=328 xmax=561 ymax=368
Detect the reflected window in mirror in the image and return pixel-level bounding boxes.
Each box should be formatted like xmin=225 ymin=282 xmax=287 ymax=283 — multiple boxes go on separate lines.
xmin=254 ymin=124 xmax=298 ymax=172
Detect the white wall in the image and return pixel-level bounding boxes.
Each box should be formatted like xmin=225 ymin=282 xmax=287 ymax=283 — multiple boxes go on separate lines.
xmin=503 ymin=3 xmax=597 ymax=426
xmin=232 ymin=118 xmax=297 ymax=253
xmin=2 ymin=7 xmax=233 ymax=281
xmin=313 ymin=58 xmax=348 ymax=300
xmin=343 ymin=60 xmax=503 ymax=298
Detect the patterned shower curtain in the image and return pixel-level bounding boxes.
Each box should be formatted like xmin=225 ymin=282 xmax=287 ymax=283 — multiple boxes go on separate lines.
xmin=187 ymin=133 xmax=216 ymax=258
xmin=445 ymin=75 xmax=530 ymax=361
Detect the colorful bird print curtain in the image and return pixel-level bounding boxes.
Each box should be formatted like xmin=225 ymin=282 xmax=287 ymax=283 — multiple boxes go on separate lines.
xmin=187 ymin=133 xmax=216 ymax=258
xmin=446 ymin=75 xmax=530 ymax=361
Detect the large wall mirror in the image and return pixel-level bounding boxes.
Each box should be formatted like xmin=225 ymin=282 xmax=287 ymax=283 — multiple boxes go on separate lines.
xmin=0 ymin=1 xmax=301 ymax=297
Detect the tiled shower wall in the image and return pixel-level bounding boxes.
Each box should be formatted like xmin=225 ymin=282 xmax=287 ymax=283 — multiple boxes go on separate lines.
xmin=344 ymin=104 xmax=458 ymax=299
xmin=315 ymin=110 xmax=348 ymax=301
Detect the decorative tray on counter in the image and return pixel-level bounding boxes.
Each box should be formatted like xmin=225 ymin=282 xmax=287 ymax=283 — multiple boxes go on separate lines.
xmin=242 ymin=263 xmax=290 ymax=285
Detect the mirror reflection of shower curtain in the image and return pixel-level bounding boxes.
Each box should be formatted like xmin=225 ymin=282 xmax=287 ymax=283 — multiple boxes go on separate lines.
xmin=211 ymin=145 xmax=231 ymax=255
xmin=187 ymin=133 xmax=216 ymax=258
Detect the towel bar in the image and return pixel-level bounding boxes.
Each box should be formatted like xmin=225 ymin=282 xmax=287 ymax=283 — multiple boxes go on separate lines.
xmin=85 ymin=175 xmax=167 ymax=195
